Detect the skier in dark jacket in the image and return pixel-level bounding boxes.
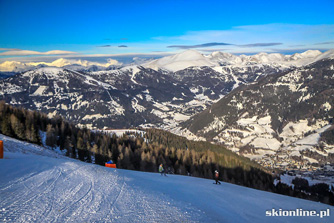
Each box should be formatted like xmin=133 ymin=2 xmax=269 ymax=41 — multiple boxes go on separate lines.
xmin=214 ymin=170 xmax=221 ymax=184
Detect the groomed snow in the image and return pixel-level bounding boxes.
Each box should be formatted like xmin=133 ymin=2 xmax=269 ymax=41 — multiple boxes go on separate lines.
xmin=31 ymin=86 xmax=47 ymax=96
xmin=0 ymin=134 xmax=333 ymax=223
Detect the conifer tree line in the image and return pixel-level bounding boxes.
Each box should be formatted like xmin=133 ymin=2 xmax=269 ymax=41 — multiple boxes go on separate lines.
xmin=145 ymin=128 xmax=264 ymax=170
xmin=0 ymin=101 xmax=333 ymax=205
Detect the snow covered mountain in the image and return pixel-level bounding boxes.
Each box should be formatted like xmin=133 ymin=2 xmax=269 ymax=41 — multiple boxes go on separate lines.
xmin=0 ymin=49 xmax=334 ymax=165
xmin=144 ymin=50 xmax=215 ymax=71
xmin=0 ymin=67 xmax=133 ymax=128
xmin=0 ymin=65 xmax=234 ymax=131
xmin=2 ymin=49 xmax=331 ymax=130
xmin=1 ymin=49 xmax=331 ymax=74
xmin=142 ymin=49 xmax=327 ymax=72
xmin=1 ymin=134 xmax=333 ymax=223
xmin=0 ymin=58 xmax=121 ymax=73
xmin=185 ymin=56 xmax=334 ymax=169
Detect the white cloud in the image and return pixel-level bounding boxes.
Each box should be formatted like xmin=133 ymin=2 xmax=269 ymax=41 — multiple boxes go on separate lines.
xmin=0 ymin=50 xmax=77 ymax=56
xmin=0 ymin=61 xmax=28 ymax=72
xmin=28 ymin=58 xmax=120 ymax=67
xmin=155 ymin=24 xmax=334 ymax=53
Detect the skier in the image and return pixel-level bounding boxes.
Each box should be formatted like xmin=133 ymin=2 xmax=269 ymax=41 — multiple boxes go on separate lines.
xmin=214 ymin=170 xmax=221 ymax=184
xmin=159 ymin=163 xmax=166 ymax=176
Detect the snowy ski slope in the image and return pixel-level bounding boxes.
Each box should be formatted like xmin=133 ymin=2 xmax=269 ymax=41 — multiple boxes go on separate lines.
xmin=0 ymin=134 xmax=333 ymax=223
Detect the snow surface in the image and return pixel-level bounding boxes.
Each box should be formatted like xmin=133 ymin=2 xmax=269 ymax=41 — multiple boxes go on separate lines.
xmin=99 ymin=129 xmax=146 ymax=138
xmin=276 ymin=174 xmax=334 ymax=188
xmin=296 ymin=125 xmax=332 ymax=146
xmin=31 ymin=86 xmax=47 ymax=96
xmin=280 ymin=120 xmax=329 ymax=146
xmin=0 ymin=134 xmax=333 ymax=223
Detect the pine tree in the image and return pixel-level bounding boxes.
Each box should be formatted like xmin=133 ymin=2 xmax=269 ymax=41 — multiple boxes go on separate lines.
xmin=1 ymin=115 xmax=13 ymax=136
xmin=64 ymin=135 xmax=72 ymax=157
xmin=71 ymin=134 xmax=77 ymax=159
xmin=10 ymin=114 xmax=25 ymax=139
xmin=46 ymin=124 xmax=57 ymax=148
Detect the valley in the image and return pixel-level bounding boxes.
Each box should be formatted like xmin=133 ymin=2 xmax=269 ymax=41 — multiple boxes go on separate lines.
xmin=1 ymin=49 xmax=333 ymax=171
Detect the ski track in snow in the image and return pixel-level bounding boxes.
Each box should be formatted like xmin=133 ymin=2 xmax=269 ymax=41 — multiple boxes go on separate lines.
xmin=0 ymin=134 xmax=333 ymax=223
xmin=0 ymin=155 xmax=200 ymax=223
xmin=0 ymin=135 xmax=201 ymax=223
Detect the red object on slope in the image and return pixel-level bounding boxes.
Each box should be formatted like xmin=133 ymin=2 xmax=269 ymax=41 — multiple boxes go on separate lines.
xmin=105 ymin=163 xmax=116 ymax=168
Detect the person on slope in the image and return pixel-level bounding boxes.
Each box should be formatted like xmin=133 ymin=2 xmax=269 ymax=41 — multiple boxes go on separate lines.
xmin=214 ymin=170 xmax=221 ymax=184
xmin=159 ymin=163 xmax=166 ymax=176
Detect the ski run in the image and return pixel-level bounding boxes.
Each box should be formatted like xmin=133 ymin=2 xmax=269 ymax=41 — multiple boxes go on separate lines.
xmin=0 ymin=134 xmax=333 ymax=223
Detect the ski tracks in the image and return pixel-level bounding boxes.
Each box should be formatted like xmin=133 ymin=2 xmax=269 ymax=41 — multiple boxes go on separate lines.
xmin=0 ymin=166 xmax=63 ymax=222
xmin=0 ymin=156 xmax=201 ymax=223
xmin=104 ymin=172 xmax=201 ymax=223
xmin=46 ymin=162 xmax=96 ymax=222
xmin=0 ymin=161 xmax=97 ymax=222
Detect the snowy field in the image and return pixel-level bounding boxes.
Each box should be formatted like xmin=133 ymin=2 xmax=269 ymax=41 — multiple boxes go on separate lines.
xmin=276 ymin=174 xmax=334 ymax=189
xmin=0 ymin=134 xmax=333 ymax=223
xmin=99 ymin=129 xmax=146 ymax=137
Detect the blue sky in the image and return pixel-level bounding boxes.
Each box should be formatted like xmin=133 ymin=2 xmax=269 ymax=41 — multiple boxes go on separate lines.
xmin=0 ymin=0 xmax=334 ymax=62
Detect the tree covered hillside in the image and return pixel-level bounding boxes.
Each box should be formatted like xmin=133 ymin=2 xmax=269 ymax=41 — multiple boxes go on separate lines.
xmin=1 ymin=101 xmax=334 ymax=205
xmin=0 ymin=101 xmax=271 ymax=186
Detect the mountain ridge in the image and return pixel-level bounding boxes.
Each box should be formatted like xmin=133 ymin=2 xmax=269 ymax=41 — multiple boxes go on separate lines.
xmin=1 ymin=49 xmax=334 ymax=170
xmin=184 ymin=57 xmax=334 ymax=169
xmin=1 ymin=49 xmax=333 ymax=73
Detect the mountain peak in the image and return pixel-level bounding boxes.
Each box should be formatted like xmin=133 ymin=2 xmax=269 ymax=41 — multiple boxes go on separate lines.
xmin=22 ymin=67 xmax=66 ymax=79
xmin=314 ymin=49 xmax=334 ymax=61
xmin=34 ymin=66 xmax=64 ymax=73
xmin=144 ymin=49 xmax=214 ymax=72
xmin=210 ymin=51 xmax=234 ymax=58
xmin=301 ymin=50 xmax=322 ymax=57
xmin=291 ymin=50 xmax=322 ymax=60
xmin=170 ymin=49 xmax=204 ymax=60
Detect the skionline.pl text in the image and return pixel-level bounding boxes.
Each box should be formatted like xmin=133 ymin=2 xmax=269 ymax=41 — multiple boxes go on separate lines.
xmin=266 ymin=208 xmax=330 ymax=218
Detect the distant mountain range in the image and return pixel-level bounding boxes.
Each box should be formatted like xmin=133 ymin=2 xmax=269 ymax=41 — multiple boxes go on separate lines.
xmin=0 ymin=58 xmax=121 ymax=73
xmin=1 ymin=49 xmax=333 ymax=169
xmin=0 ymin=49 xmax=329 ymax=73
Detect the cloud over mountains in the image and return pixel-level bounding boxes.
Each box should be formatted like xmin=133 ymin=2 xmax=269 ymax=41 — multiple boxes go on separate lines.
xmin=168 ymin=42 xmax=232 ymax=49
xmin=0 ymin=50 xmax=77 ymax=56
